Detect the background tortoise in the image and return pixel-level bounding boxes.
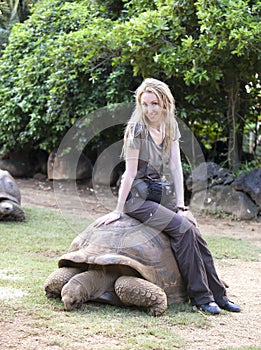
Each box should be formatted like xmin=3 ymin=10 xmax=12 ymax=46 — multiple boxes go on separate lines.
xmin=44 ymin=215 xmax=187 ymax=316
xmin=0 ymin=169 xmax=25 ymax=221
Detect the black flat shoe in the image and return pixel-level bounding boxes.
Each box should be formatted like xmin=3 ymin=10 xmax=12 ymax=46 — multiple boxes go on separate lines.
xmin=220 ymin=300 xmax=241 ymax=312
xmin=198 ymin=302 xmax=221 ymax=314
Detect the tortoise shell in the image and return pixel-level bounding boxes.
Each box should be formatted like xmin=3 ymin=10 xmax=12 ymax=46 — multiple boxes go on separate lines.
xmin=0 ymin=169 xmax=21 ymax=204
xmin=58 ymin=215 xmax=187 ymax=305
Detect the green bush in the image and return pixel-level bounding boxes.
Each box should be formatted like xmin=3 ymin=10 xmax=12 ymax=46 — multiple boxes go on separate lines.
xmin=0 ymin=0 xmax=260 ymax=171
xmin=0 ymin=0 xmax=136 ymax=153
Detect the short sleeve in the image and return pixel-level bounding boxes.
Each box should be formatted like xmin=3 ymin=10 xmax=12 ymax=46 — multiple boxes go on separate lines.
xmin=126 ymin=124 xmax=143 ymax=149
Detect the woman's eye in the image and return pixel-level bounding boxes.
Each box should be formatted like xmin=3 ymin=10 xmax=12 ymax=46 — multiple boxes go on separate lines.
xmin=142 ymin=102 xmax=159 ymax=108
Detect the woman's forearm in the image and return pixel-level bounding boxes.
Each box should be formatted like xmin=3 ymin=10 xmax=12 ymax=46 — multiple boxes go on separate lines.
xmin=115 ymin=147 xmax=139 ymax=214
xmin=171 ymin=163 xmax=185 ymax=208
xmin=114 ymin=172 xmax=135 ymax=214
xmin=169 ymin=141 xmax=185 ymax=208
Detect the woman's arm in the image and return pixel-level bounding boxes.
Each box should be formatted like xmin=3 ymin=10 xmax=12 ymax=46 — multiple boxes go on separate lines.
xmin=94 ymin=147 xmax=139 ymax=226
xmin=169 ymin=140 xmax=185 ymax=210
xmin=115 ymin=147 xmax=139 ymax=213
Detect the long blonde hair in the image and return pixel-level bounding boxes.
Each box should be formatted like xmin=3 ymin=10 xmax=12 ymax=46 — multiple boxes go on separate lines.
xmin=122 ymin=78 xmax=177 ymax=158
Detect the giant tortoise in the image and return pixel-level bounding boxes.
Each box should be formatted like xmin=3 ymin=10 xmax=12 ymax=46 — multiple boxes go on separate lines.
xmin=44 ymin=215 xmax=187 ymax=316
xmin=0 ymin=169 xmax=25 ymax=221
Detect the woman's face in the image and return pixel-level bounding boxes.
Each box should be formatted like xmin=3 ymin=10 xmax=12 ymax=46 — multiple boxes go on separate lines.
xmin=140 ymin=92 xmax=164 ymax=127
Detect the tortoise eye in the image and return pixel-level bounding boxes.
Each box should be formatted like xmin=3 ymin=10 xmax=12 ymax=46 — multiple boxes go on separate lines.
xmin=74 ymin=301 xmax=83 ymax=309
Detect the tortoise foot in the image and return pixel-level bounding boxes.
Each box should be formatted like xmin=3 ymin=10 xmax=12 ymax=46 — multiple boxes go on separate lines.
xmin=44 ymin=267 xmax=82 ymax=299
xmin=115 ymin=276 xmax=167 ymax=316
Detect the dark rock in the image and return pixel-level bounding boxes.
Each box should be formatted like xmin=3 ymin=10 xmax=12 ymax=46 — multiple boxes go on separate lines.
xmin=190 ymin=185 xmax=259 ymax=220
xmin=48 ymin=151 xmax=93 ymax=180
xmin=92 ymin=147 xmax=124 ymax=186
xmin=34 ymin=173 xmax=47 ymax=181
xmin=186 ymin=162 xmax=234 ymax=193
xmin=0 ymin=158 xmax=34 ymax=177
xmin=220 ymin=187 xmax=259 ymax=220
xmin=232 ymin=169 xmax=261 ymax=207
xmin=0 ymin=150 xmax=48 ymax=177
xmin=31 ymin=150 xmax=48 ymax=175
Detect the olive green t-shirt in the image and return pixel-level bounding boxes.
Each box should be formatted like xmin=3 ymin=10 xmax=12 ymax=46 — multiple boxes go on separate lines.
xmin=127 ymin=120 xmax=181 ymax=180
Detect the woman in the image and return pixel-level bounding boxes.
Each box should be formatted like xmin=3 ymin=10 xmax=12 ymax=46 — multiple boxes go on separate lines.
xmin=95 ymin=78 xmax=241 ymax=314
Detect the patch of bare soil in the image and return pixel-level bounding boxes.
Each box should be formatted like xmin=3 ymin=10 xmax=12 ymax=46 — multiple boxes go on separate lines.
xmin=1 ymin=178 xmax=261 ymax=350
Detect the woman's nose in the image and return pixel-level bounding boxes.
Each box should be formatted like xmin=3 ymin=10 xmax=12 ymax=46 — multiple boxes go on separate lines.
xmin=147 ymin=105 xmax=155 ymax=113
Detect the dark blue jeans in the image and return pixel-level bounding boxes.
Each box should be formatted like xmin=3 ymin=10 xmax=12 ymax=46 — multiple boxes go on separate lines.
xmin=125 ymin=194 xmax=228 ymax=306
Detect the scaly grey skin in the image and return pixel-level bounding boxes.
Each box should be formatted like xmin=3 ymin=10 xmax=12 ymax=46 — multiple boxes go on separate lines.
xmin=0 ymin=199 xmax=25 ymax=221
xmin=44 ymin=267 xmax=83 ymax=299
xmin=45 ymin=265 xmax=168 ymax=316
xmin=61 ymin=267 xmax=120 ymax=311
xmin=114 ymin=276 xmax=168 ymax=316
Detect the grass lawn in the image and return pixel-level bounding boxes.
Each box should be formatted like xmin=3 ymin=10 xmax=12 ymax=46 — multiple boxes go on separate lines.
xmin=0 ymin=206 xmax=260 ymax=350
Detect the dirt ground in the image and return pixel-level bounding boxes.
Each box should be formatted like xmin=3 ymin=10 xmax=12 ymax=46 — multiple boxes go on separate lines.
xmin=2 ymin=177 xmax=261 ymax=349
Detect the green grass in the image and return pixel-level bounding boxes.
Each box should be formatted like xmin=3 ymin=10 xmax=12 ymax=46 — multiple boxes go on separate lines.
xmin=0 ymin=205 xmax=260 ymax=349
xmin=205 ymin=236 xmax=261 ymax=261
xmin=221 ymin=347 xmax=261 ymax=350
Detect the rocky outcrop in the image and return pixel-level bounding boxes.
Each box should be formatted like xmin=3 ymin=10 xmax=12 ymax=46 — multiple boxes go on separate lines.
xmin=47 ymin=151 xmax=93 ymax=180
xmin=187 ymin=162 xmax=260 ymax=220
xmin=231 ymin=168 xmax=261 ymax=207
xmin=0 ymin=150 xmax=48 ymax=178
xmin=186 ymin=162 xmax=234 ymax=193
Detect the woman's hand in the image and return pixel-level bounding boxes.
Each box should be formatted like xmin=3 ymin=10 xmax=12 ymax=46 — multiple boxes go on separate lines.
xmin=94 ymin=211 xmax=121 ymax=227
xmin=177 ymin=209 xmax=185 ymax=216
xmin=93 ymin=147 xmax=138 ymax=228
xmin=177 ymin=209 xmax=198 ymax=228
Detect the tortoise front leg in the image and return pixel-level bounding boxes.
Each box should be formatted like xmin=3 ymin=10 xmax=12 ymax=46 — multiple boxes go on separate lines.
xmin=61 ymin=268 xmax=119 ymax=311
xmin=44 ymin=267 xmax=82 ymax=299
xmin=115 ymin=276 xmax=167 ymax=316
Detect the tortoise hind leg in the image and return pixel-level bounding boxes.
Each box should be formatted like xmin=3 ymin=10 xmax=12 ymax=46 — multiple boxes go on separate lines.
xmin=115 ymin=276 xmax=167 ymax=316
xmin=44 ymin=267 xmax=82 ymax=299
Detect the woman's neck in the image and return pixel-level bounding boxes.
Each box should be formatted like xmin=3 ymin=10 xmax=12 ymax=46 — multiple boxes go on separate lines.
xmin=149 ymin=124 xmax=162 ymax=132
xmin=148 ymin=124 xmax=165 ymax=145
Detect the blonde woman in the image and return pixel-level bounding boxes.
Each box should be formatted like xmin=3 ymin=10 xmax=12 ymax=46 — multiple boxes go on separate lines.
xmin=95 ymin=78 xmax=240 ymax=314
